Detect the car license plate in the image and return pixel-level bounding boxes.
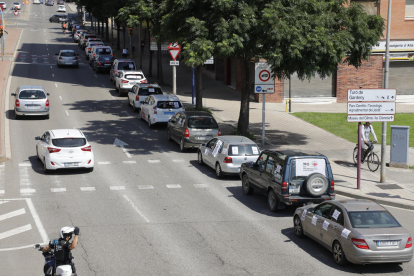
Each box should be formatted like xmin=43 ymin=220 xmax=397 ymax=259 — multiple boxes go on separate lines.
xmin=377 ymin=240 xmax=399 ymax=247
xmin=64 ymin=162 xmax=79 ymax=167
xmin=164 ymin=112 xmax=175 ymax=115
xmin=25 ymin=104 xmax=40 ymax=108
xmin=289 ymin=186 xmax=300 ymax=194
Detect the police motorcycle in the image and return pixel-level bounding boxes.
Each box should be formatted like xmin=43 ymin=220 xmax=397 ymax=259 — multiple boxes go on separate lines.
xmin=34 ymin=227 xmax=77 ymax=276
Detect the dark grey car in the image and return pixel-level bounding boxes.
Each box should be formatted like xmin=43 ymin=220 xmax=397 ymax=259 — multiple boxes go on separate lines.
xmin=168 ymin=111 xmax=220 ymax=152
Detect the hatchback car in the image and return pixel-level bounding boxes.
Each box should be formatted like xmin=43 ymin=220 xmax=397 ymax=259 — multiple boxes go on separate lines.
xmin=141 ymin=94 xmax=184 ymax=127
xmin=56 ymin=50 xmax=79 ymax=68
xmin=88 ymin=45 xmax=112 ymax=64
xmin=93 ymin=55 xmax=114 ymax=73
xmin=109 ymin=59 xmax=136 ymax=84
xmin=12 ymin=86 xmax=50 ymax=120
xmin=57 ymin=5 xmax=65 ymax=12
xmin=35 ymin=129 xmax=94 ymax=173
xmin=128 ymin=83 xmax=163 ymax=112
xmin=115 ymin=70 xmax=147 ymax=96
xmin=294 ymin=200 xmax=413 ymax=266
xmin=198 ymin=136 xmax=260 ymax=178
xmin=168 ymin=111 xmax=221 ymax=152
xmin=84 ymin=41 xmax=104 ymax=59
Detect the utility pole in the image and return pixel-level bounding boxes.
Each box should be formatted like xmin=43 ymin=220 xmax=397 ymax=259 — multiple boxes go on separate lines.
xmin=381 ymin=0 xmax=392 ymax=183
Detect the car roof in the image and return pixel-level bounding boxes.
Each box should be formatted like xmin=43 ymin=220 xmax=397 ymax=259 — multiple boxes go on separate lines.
xmin=217 ymin=135 xmax=255 ymax=144
xmin=151 ymin=94 xmax=180 ymax=101
xmin=137 ymin=83 xmax=159 ymax=88
xmin=18 ymin=86 xmax=45 ymax=91
xmin=182 ymin=111 xmax=212 ymax=117
xmin=60 ymin=50 xmax=75 ymax=53
xmin=49 ymin=129 xmax=85 ymax=139
xmin=115 ymin=59 xmax=135 ymax=62
xmin=334 ymin=200 xmax=386 ymax=212
xmin=124 ymin=71 xmax=143 ymax=74
xmin=265 ymin=149 xmax=326 ymax=158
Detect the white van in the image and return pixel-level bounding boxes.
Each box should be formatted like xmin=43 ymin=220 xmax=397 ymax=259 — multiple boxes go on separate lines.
xmin=88 ymin=46 xmax=112 ymax=64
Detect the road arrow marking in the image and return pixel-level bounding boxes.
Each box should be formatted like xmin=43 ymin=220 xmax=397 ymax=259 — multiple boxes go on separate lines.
xmin=0 ymin=224 xmax=32 ymax=240
xmin=113 ymin=138 xmax=131 ymax=158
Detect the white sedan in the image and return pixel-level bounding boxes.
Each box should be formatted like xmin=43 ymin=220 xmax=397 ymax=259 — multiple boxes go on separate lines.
xmin=35 ymin=129 xmax=94 ymax=172
xmin=57 ymin=4 xmax=65 ymax=12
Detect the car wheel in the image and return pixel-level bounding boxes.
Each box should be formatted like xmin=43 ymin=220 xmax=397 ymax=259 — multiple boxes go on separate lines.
xmin=333 ymin=241 xmax=348 ymax=266
xmin=293 ymin=215 xmax=305 ymax=238
xmin=43 ymin=159 xmax=49 ymax=173
xmin=242 ymin=174 xmax=254 ymax=195
xmin=197 ymin=151 xmax=204 ymax=165
xmin=148 ymin=116 xmax=152 ymax=128
xmin=167 ymin=128 xmax=172 ymax=141
xmin=304 ymin=173 xmax=328 ymax=197
xmin=180 ymin=137 xmax=186 ymax=152
xmin=268 ymin=189 xmax=279 ymax=212
xmin=215 ymin=163 xmax=223 ymax=178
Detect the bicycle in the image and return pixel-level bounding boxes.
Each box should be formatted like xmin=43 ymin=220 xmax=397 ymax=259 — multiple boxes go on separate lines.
xmin=353 ymin=141 xmax=380 ymax=172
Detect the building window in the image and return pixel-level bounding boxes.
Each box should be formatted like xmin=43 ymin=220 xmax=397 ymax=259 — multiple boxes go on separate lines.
xmin=407 ymin=0 xmax=414 ymax=19
xmin=352 ymin=0 xmax=378 ymax=15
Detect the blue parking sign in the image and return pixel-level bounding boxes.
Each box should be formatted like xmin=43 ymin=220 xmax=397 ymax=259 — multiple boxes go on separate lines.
xmin=256 ymin=86 xmax=262 ymax=92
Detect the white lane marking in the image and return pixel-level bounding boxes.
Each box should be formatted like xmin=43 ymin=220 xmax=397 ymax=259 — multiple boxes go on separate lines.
xmin=172 ymin=160 xmax=185 ymax=163
xmin=20 ymin=188 xmax=36 ymax=194
xmin=46 ymin=40 xmax=47 ymax=42
xmin=0 ymin=200 xmax=9 ymax=204
xmin=102 ymin=84 xmax=105 ymax=88
xmin=89 ymin=66 xmax=92 ymax=70
xmin=138 ymin=185 xmax=154 ymax=190
xmin=97 ymin=161 xmax=111 ymax=165
xmin=94 ymin=74 xmax=97 ymax=78
xmin=138 ymin=126 xmax=146 ymax=133
xmin=0 ymin=190 xmax=5 ymax=195
xmin=50 ymin=66 xmax=52 ymax=69
xmin=47 ymin=48 xmax=48 ymax=51
xmin=0 ymin=224 xmax=32 ymax=241
xmin=110 ymin=186 xmax=125 ymax=190
xmin=51 ymin=188 xmax=66 ymax=193
xmin=19 ymin=163 xmax=31 ymax=167
xmin=80 ymin=187 xmax=96 ymax=191
xmin=0 ymin=208 xmax=26 ymax=222
xmin=59 ymin=96 xmax=62 ymax=100
xmin=111 ymin=95 xmax=115 ymax=100
xmin=221 ymin=183 xmax=238 ymax=187
xmin=65 ymin=110 xmax=69 ymax=116
xmin=166 ymin=184 xmax=181 ymax=189
xmin=55 ymin=83 xmax=58 ymax=87
xmin=5 ymin=75 xmax=12 ymax=159
xmin=121 ymin=146 xmax=132 ymax=158
xmin=123 ymin=195 xmax=150 ymax=223
xmin=147 ymin=160 xmax=161 ymax=164
xmin=52 ymin=74 xmax=54 ymax=77
xmin=122 ymin=161 xmax=136 ymax=164
xmin=194 ymin=184 xmax=209 ymax=188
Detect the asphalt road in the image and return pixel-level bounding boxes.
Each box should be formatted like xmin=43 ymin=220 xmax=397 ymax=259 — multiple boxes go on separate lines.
xmin=1 ymin=3 xmax=414 ymax=276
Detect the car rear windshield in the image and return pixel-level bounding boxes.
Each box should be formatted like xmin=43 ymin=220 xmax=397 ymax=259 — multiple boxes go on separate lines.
xmin=348 ymin=211 xmax=401 ymax=228
xmin=99 ymin=56 xmax=113 ymax=62
xmin=188 ymin=116 xmax=218 ymax=129
xmin=138 ymin=87 xmax=163 ymax=95
xmin=97 ymin=48 xmax=111 ymax=54
xmin=228 ymin=144 xmax=260 ymax=156
xmin=19 ymin=90 xmax=46 ymax=99
xmin=125 ymin=74 xmax=143 ymax=80
xmin=118 ymin=62 xmax=136 ymax=70
xmin=52 ymin=138 xmax=86 ymax=148
xmin=61 ymin=52 xmax=76 ymax=57
xmin=156 ymin=101 xmax=182 ymax=109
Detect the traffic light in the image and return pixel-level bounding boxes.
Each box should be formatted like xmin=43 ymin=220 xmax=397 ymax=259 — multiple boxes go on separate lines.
xmin=0 ymin=26 xmax=3 ymax=38
xmin=128 ymin=28 xmax=133 ymax=36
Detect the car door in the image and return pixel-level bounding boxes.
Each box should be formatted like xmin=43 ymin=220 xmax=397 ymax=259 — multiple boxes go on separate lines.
xmin=320 ymin=204 xmax=345 ymax=249
xmin=168 ymin=113 xmax=179 ymax=142
xmin=175 ymin=113 xmax=186 ymax=141
xmin=128 ymin=86 xmax=136 ymax=105
xmin=203 ymin=138 xmax=218 ymax=167
xmin=261 ymin=155 xmax=277 ymax=191
xmin=248 ymin=152 xmax=268 ymax=188
xmin=170 ymin=113 xmax=182 ymax=142
xmin=39 ymin=132 xmax=50 ymax=159
xmin=110 ymin=60 xmax=117 ymax=80
xmin=141 ymin=96 xmax=152 ymax=121
xmin=308 ymin=203 xmax=334 ymax=242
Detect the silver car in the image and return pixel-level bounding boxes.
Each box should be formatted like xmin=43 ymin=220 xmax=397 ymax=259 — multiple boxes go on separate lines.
xmin=12 ymin=86 xmax=50 ymax=119
xmin=197 ymin=136 xmax=261 ymax=178
xmin=115 ymin=70 xmax=147 ymax=96
xmin=293 ymin=200 xmax=413 ymax=265
xmin=56 ymin=50 xmax=79 ymax=68
xmin=168 ymin=111 xmax=220 ymax=152
xmin=127 ymin=83 xmax=163 ymax=112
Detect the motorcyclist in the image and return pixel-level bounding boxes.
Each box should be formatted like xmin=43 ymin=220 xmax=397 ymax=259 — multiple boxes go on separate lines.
xmin=42 ymin=226 xmax=79 ymax=275
xmin=62 ymin=22 xmax=67 ymax=34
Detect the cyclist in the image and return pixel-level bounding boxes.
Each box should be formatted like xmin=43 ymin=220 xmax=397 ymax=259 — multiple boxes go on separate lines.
xmin=359 ymin=122 xmax=378 ymax=162
xmin=62 ymin=22 xmax=67 ymax=34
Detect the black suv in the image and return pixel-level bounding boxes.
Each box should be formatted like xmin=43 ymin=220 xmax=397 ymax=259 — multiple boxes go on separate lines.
xmin=49 ymin=14 xmax=67 ymax=23
xmin=239 ymin=150 xmax=335 ymax=212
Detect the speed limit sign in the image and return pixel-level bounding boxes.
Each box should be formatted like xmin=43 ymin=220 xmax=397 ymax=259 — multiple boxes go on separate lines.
xmin=255 ymin=63 xmax=274 ymax=94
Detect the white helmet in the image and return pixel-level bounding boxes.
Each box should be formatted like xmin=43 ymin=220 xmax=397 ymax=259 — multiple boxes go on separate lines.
xmin=60 ymin=226 xmax=75 ymax=239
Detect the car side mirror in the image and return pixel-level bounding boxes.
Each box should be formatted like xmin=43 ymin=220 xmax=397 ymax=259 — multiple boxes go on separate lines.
xmin=35 ymin=136 xmax=41 ymax=140
xmin=47 ymin=93 xmax=50 ymax=96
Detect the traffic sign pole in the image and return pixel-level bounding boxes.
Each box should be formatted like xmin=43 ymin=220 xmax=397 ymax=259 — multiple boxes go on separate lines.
xmin=168 ymin=42 xmax=181 ymax=95
xmin=262 ymin=94 xmax=266 ymax=148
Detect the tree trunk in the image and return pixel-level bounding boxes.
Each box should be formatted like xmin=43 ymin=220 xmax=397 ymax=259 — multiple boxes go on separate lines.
xmin=147 ymin=19 xmax=152 ymax=77
xmin=101 ymin=20 xmax=104 ymax=38
xmin=123 ymin=26 xmax=126 ymax=49
xmin=157 ymin=41 xmax=164 ymax=84
xmin=237 ymin=56 xmax=252 ymax=136
xmin=195 ymin=65 xmax=203 ymax=108
xmin=97 ymin=19 xmax=100 ymax=35
xmin=111 ymin=17 xmax=114 ymax=47
xmin=105 ymin=18 xmax=109 ymax=42
xmin=116 ymin=21 xmax=120 ymax=50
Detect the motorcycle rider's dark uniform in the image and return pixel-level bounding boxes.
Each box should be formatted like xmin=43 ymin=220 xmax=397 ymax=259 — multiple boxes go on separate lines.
xmin=44 ymin=238 xmax=76 ymax=275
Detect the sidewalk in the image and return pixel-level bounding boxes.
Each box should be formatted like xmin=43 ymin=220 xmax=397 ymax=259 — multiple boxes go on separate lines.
xmin=80 ymin=13 xmax=414 ymax=210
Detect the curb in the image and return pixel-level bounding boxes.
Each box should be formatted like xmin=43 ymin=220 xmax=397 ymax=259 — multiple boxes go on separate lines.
xmin=335 ymin=190 xmax=414 ymax=211
xmin=66 ymin=3 xmax=75 ymax=12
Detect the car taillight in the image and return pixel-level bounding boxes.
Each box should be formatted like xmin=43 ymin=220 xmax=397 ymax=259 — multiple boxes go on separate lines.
xmin=351 ymin=238 xmax=370 ymax=250
xmin=218 ymin=129 xmax=221 ymax=136
xmin=46 ymin=99 xmax=49 ymax=107
xmin=88 ymin=48 xmax=91 ymax=51
xmin=114 ymin=71 xmax=117 ymax=74
xmin=141 ymin=79 xmax=147 ymax=83
xmin=81 ymin=146 xmax=91 ymax=152
xmin=74 ymin=57 xmax=78 ymax=60
xmin=282 ymin=182 xmax=287 ymax=192
xmin=406 ymin=237 xmax=413 ymax=248
xmin=59 ymin=57 xmax=62 ymax=60
xmin=47 ymin=147 xmax=61 ymax=153
xmin=121 ymin=80 xmax=129 ymax=83
xmin=184 ymin=128 xmax=189 ymax=138
xmin=16 ymin=99 xmax=20 ymax=107
xmin=98 ymin=62 xmax=102 ymax=66
xmin=223 ymin=157 xmax=232 ymax=163
xmin=135 ymin=95 xmax=139 ymax=101
xmin=93 ymin=54 xmax=95 ymax=57
xmin=331 ymin=180 xmax=334 ymax=191
xmin=153 ymin=106 xmax=157 ymax=114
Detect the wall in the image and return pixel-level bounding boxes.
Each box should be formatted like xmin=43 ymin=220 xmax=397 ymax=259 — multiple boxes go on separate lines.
xmin=380 ymin=0 xmax=414 ymax=39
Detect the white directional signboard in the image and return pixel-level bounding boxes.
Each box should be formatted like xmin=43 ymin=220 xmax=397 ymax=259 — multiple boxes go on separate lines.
xmin=347 ymin=115 xmax=395 ymax=122
xmin=348 ymin=89 xmax=396 ymax=102
xmin=254 ymin=62 xmax=274 ymax=94
xmin=348 ymin=102 xmax=396 ymax=115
